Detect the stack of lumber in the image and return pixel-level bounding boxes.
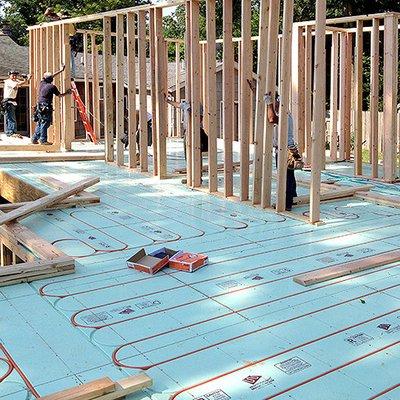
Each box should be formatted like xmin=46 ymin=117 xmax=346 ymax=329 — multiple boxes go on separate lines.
xmin=0 ymin=177 xmax=100 ymax=286
xmin=38 ymin=374 xmax=152 ymax=400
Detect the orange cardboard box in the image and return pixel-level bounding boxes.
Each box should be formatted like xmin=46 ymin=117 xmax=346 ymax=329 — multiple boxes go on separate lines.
xmin=169 ymin=251 xmax=208 ymax=272
xmin=127 ymin=248 xmax=170 ymax=275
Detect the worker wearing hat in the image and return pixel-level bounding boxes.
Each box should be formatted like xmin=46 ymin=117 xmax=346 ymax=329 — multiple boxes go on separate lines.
xmin=2 ymin=70 xmax=30 ymax=139
xmin=32 ymin=66 xmax=71 ymax=145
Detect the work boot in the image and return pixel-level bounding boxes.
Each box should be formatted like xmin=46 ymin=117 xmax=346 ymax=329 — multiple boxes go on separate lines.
xmin=31 ymin=139 xmax=39 ymax=144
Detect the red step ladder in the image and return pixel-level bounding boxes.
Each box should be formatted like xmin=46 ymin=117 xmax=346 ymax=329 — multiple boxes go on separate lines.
xmin=70 ymin=80 xmax=98 ymax=144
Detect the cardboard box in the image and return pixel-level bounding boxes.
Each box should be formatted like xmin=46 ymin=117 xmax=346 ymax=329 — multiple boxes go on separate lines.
xmin=169 ymin=251 xmax=208 ymax=272
xmin=127 ymin=248 xmax=170 ymax=275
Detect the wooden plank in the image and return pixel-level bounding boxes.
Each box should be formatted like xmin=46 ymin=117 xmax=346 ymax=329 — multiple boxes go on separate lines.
xmin=344 ymin=33 xmax=353 ymax=160
xmin=149 ymin=8 xmax=158 ymax=176
xmin=329 ymin=32 xmax=339 ymax=161
xmin=46 ymin=27 xmax=55 ymax=143
xmin=83 ymin=34 xmax=91 ymax=125
xmin=91 ymin=35 xmax=101 ymax=141
xmin=294 ymin=185 xmax=372 ymax=206
xmin=252 ymin=0 xmax=269 ymax=205
xmin=275 ymin=0 xmax=294 ymax=212
xmin=52 ymin=25 xmax=61 ymax=148
xmin=0 ymin=177 xmax=99 ymax=226
xmin=355 ymin=191 xmax=400 ymax=208
xmin=93 ymin=374 xmax=152 ymax=400
xmin=190 ymin=0 xmax=201 ymax=188
xmin=295 ymin=26 xmax=306 ymax=155
xmin=239 ymin=0 xmax=252 ymax=201
xmin=175 ymin=42 xmax=182 ymax=138
xmin=115 ymin=14 xmax=125 ymax=166
xmin=154 ymin=7 xmax=168 ymax=179
xmin=294 ymin=250 xmax=400 ymax=287
xmin=304 ymin=25 xmax=313 ymax=164
xmin=138 ymin=10 xmax=149 ymax=172
xmin=206 ymin=0 xmax=217 ymax=193
xmin=354 ymin=21 xmax=363 ymax=175
xmin=370 ymin=18 xmax=380 ymax=179
xmin=309 ymin=0 xmax=326 ymax=223
xmin=38 ymin=377 xmax=114 ymax=400
xmin=261 ymin=0 xmax=280 ymax=209
xmin=28 ymin=29 xmax=35 ymax=137
xmin=103 ymin=17 xmax=114 ymax=162
xmin=338 ymin=32 xmax=347 ymax=160
xmin=382 ymin=14 xmax=398 ymax=182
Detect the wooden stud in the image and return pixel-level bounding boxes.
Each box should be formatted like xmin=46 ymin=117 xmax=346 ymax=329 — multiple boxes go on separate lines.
xmin=83 ymin=34 xmax=91 ymax=125
xmin=28 ymin=29 xmax=35 ymax=137
xmin=383 ymin=14 xmax=399 ymax=182
xmin=190 ymin=0 xmax=201 ymax=188
xmin=103 ymin=17 xmax=114 ymax=162
xmin=344 ymin=33 xmax=353 ymax=160
xmin=127 ymin=12 xmax=138 ymax=169
xmin=309 ymin=0 xmax=326 ymax=224
xmin=149 ymin=9 xmax=158 ymax=176
xmin=261 ymin=0 xmax=280 ymax=209
xmin=339 ymin=32 xmax=347 ymax=160
xmin=252 ymin=0 xmax=269 ymax=205
xmin=116 ymin=14 xmax=125 ymax=166
xmin=275 ymin=0 xmax=294 ymax=213
xmin=329 ymin=31 xmax=339 ymax=161
xmin=154 ymin=7 xmax=168 ymax=179
xmin=206 ymin=0 xmax=218 ymax=193
xmin=370 ymin=18 xmax=380 ymax=178
xmin=240 ymin=0 xmax=252 ymax=201
xmin=354 ymin=21 xmax=363 ymax=175
xmin=91 ymin=34 xmax=101 ymax=142
xmin=138 ymin=10 xmax=149 ymax=172
xmin=304 ymin=25 xmax=313 ymax=164
xmin=175 ymin=42 xmax=181 ymax=138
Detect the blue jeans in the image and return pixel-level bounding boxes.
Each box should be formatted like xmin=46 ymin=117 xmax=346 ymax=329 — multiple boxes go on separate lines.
xmin=33 ymin=110 xmax=52 ymax=143
xmin=4 ymin=103 xmax=17 ymax=136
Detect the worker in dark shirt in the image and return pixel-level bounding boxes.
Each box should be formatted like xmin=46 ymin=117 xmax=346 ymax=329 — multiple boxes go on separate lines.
xmin=32 ymin=67 xmax=71 ymax=145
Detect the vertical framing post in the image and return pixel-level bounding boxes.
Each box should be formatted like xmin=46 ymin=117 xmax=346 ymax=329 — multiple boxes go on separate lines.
xmin=354 ymin=21 xmax=363 ymax=175
xmin=344 ymin=33 xmax=353 ymax=160
xmin=154 ymin=7 xmax=168 ymax=179
xmin=52 ymin=25 xmax=61 ymax=148
xmin=383 ymin=14 xmax=399 ymax=182
xmin=240 ymin=0 xmax=252 ymax=201
xmin=252 ymin=0 xmax=269 ymax=204
xmin=175 ymin=42 xmax=181 ymax=138
xmin=46 ymin=27 xmax=55 ymax=143
xmin=370 ymin=18 xmax=380 ymax=178
xmin=116 ymin=14 xmax=125 ymax=166
xmin=304 ymin=25 xmax=313 ymax=164
xmin=103 ymin=17 xmax=114 ymax=162
xmin=309 ymin=0 xmax=326 ymax=223
xmin=91 ymin=34 xmax=101 ymax=141
xmin=138 ymin=10 xmax=149 ymax=172
xmin=329 ymin=31 xmax=339 ymax=162
xmin=61 ymin=23 xmax=73 ymax=151
xmin=206 ymin=0 xmax=218 ymax=193
xmin=275 ymin=0 xmax=294 ymax=213
xmin=28 ymin=29 xmax=35 ymax=137
xmin=149 ymin=9 xmax=158 ymax=175
xmin=83 ymin=34 xmax=91 ymax=124
xmin=190 ymin=0 xmax=201 ymax=188
xmin=127 ymin=12 xmax=138 ymax=169
xmin=339 ymin=32 xmax=347 ymax=160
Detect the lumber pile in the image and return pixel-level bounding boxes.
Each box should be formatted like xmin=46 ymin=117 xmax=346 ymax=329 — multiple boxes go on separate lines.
xmin=38 ymin=374 xmax=152 ymax=400
xmin=354 ymin=191 xmax=400 ymax=208
xmin=0 ymin=176 xmax=100 ymax=286
xmin=293 ymin=249 xmax=400 ymax=286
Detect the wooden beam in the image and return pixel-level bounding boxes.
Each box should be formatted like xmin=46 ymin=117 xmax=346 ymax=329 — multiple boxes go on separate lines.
xmin=239 ymin=0 xmax=252 ymax=201
xmin=137 ymin=10 xmax=149 ymax=172
xmin=275 ymin=0 xmax=294 ymax=213
xmin=252 ymin=0 xmax=269 ymax=205
xmin=338 ymin=32 xmax=347 ymax=160
xmin=344 ymin=33 xmax=353 ymax=160
xmin=304 ymin=25 xmax=313 ymax=165
xmin=329 ymin=32 xmax=339 ymax=161
xmin=83 ymin=34 xmax=91 ymax=126
xmin=52 ymin=25 xmax=62 ymax=148
xmin=0 ymin=177 xmax=99 ymax=226
xmin=370 ymin=18 xmax=380 ymax=179
xmin=382 ymin=14 xmax=398 ymax=182
xmin=96 ymin=374 xmax=152 ymax=400
xmin=354 ymin=21 xmax=363 ymax=175
xmin=116 ymin=14 xmax=125 ymax=166
xmin=206 ymin=0 xmax=218 ymax=193
xmin=309 ymin=0 xmax=326 ymax=223
xmin=222 ymin=0 xmax=234 ymax=197
xmin=261 ymin=0 xmax=280 ymax=208
xmin=103 ymin=17 xmax=114 ymax=162
xmin=91 ymin=35 xmax=101 ymax=141
xmin=294 ymin=249 xmax=400 ymax=286
xmin=175 ymin=42 xmax=181 ymax=138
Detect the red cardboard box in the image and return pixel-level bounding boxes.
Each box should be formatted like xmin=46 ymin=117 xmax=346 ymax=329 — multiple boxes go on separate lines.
xmin=127 ymin=248 xmax=170 ymax=275
xmin=169 ymin=251 xmax=208 ymax=272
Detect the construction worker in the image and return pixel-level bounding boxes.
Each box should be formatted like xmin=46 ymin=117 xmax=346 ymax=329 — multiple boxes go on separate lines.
xmin=32 ymin=67 xmax=71 ymax=145
xmin=2 ymin=71 xmax=30 ymax=139
xmin=264 ymin=90 xmax=298 ymax=211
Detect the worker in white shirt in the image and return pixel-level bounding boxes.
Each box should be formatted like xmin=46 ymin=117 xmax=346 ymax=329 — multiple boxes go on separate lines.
xmin=2 ymin=70 xmax=30 ymax=138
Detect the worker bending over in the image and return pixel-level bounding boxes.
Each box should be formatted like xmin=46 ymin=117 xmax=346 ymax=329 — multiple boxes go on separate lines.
xmin=32 ymin=67 xmax=71 ymax=145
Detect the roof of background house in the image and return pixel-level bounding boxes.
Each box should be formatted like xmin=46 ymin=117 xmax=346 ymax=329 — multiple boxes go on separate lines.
xmin=0 ymin=31 xmax=29 ymax=77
